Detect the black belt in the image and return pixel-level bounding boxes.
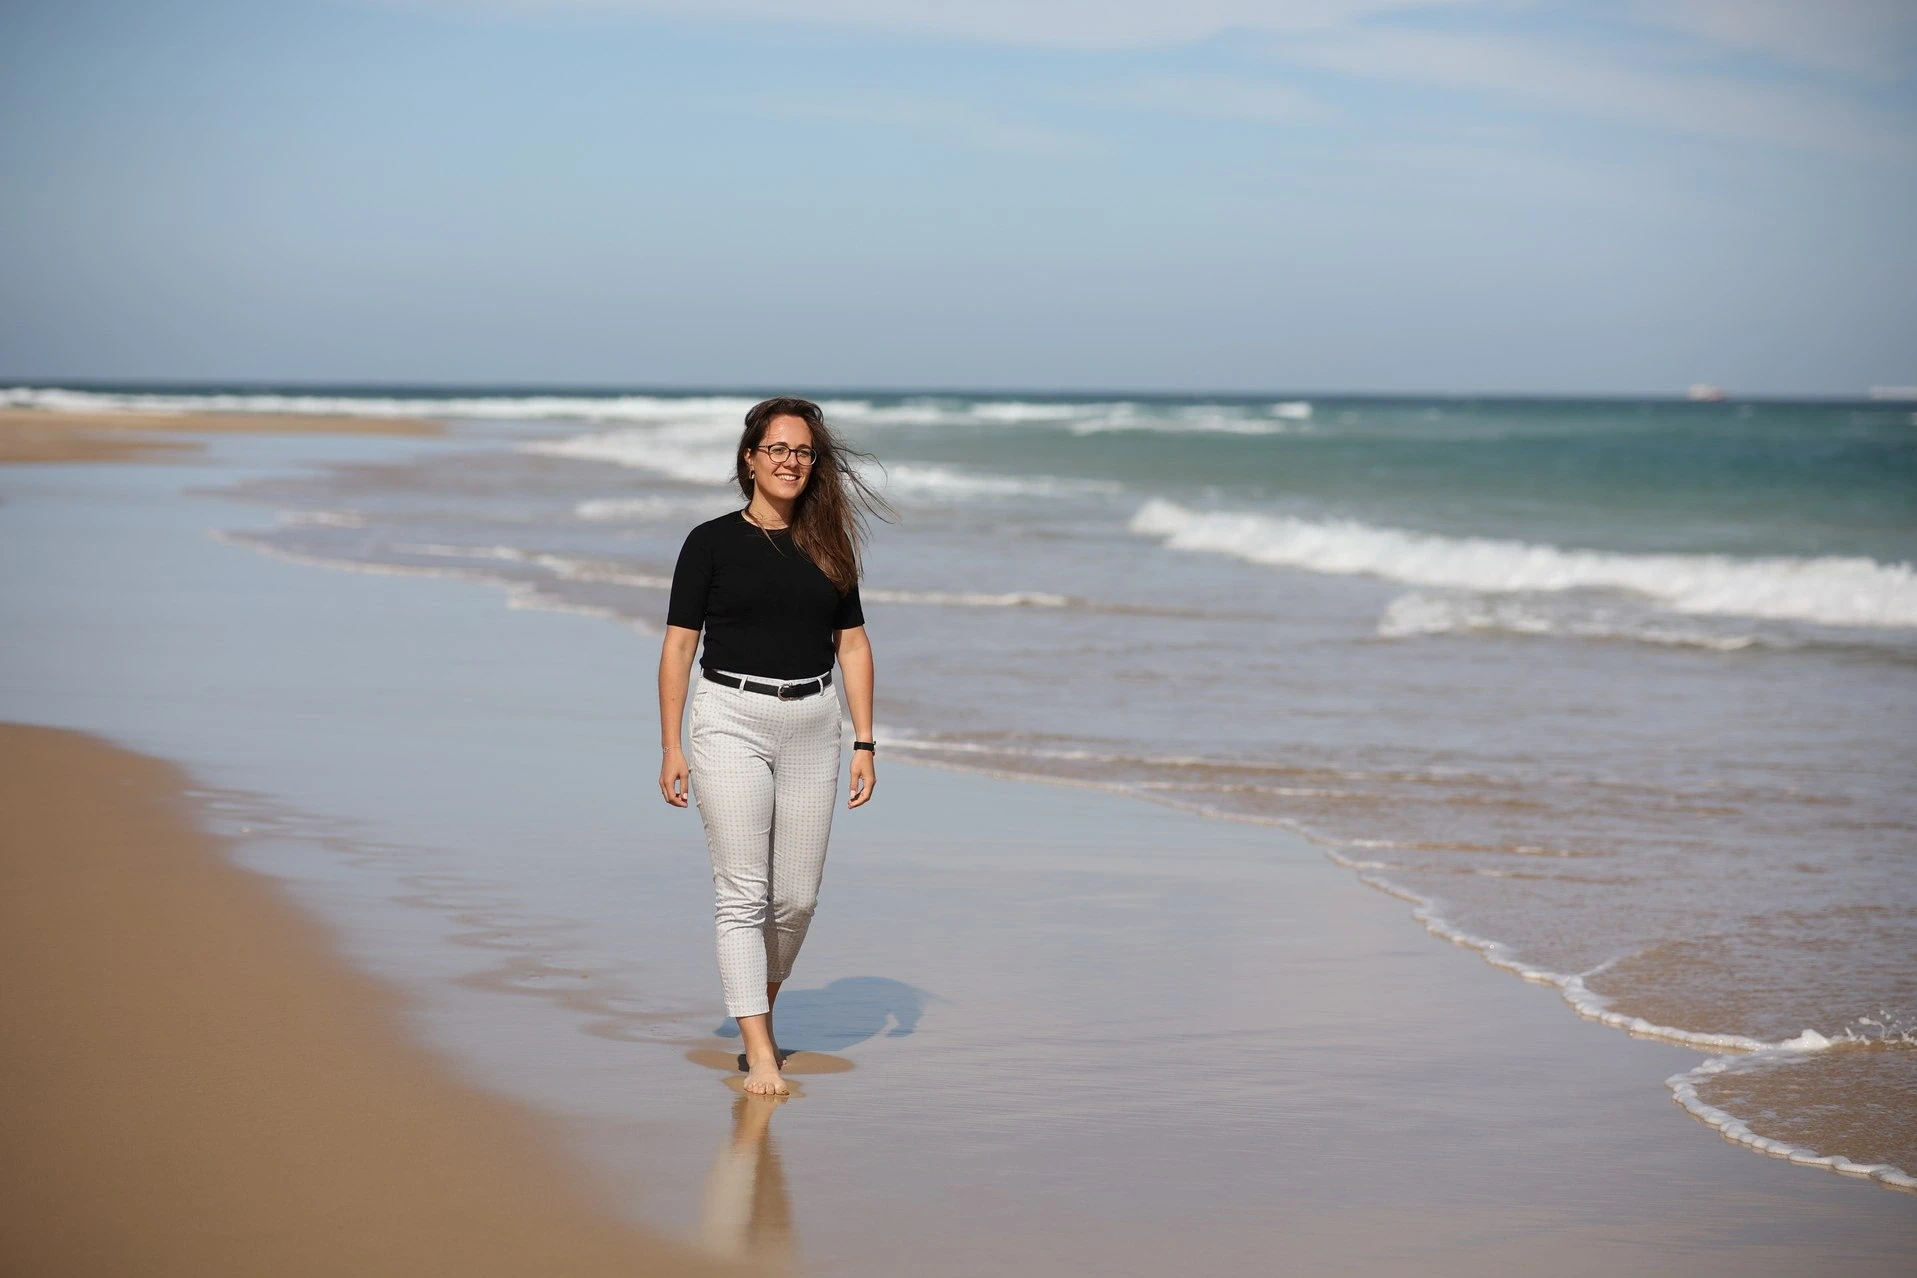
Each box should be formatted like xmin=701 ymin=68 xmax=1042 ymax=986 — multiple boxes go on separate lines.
xmin=704 ymin=670 xmax=834 ymax=700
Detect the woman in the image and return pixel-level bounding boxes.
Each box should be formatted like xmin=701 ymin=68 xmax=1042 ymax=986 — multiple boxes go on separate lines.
xmin=657 ymin=397 xmax=889 ymax=1096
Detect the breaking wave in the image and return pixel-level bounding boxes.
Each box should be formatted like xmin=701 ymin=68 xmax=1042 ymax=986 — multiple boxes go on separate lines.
xmin=525 ymin=427 xmax=1119 ymax=499
xmin=1131 ymin=500 xmax=1917 ymax=630
xmin=1376 ymin=592 xmax=1781 ymax=651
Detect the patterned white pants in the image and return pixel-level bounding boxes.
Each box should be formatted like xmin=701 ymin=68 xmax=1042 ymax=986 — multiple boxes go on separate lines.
xmin=688 ymin=671 xmax=843 ymax=1018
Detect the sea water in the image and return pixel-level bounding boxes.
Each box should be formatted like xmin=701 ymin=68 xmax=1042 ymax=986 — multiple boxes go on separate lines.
xmin=12 ymin=383 xmax=1913 ymax=1184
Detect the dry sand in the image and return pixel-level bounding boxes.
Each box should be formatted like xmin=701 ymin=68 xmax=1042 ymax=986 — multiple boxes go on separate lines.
xmin=0 ymin=722 xmax=722 ymax=1278
xmin=0 ymin=408 xmax=439 ymax=464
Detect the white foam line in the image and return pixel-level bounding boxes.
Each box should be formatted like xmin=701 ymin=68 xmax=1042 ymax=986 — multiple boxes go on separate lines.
xmin=1667 ymin=1056 xmax=1917 ymax=1192
xmin=504 ymin=593 xmax=625 ymax=623
xmin=884 ymin=729 xmax=1917 ymax=1196
xmin=390 ymin=542 xmax=530 ymax=561
xmin=1377 ymin=592 xmax=1784 ymax=651
xmin=210 ymin=532 xmax=660 ymax=634
xmin=1311 ymin=849 xmax=1915 ymax=1195
xmin=533 ymin=555 xmax=673 ymax=590
xmin=388 ymin=543 xmax=675 ymax=590
xmin=881 ymin=734 xmax=1393 ymax=781
xmin=397 ymin=546 xmax=1082 ymax=611
xmin=863 ymin=588 xmax=1071 ymax=608
xmin=277 ymin=509 xmax=368 ymax=528
xmin=1319 ymin=849 xmax=1808 ymax=1052
xmin=5 ymin=386 xmax=766 ymax=423
xmin=574 ymin=494 xmax=738 ymax=522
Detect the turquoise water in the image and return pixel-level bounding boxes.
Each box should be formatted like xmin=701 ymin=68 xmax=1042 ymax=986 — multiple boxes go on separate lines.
xmin=850 ymin=395 xmax=1917 ymax=560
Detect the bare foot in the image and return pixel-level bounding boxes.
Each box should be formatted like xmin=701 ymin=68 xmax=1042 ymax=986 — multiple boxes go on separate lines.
xmin=742 ymin=1051 xmax=788 ymax=1096
xmin=734 ymin=1006 xmax=786 ymax=1094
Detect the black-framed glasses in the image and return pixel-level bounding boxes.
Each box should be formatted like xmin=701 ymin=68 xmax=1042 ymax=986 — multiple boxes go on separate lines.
xmin=754 ymin=442 xmax=817 ymax=466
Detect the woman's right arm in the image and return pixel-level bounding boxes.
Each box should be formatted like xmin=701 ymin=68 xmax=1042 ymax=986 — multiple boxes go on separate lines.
xmin=657 ymin=625 xmax=701 ymax=807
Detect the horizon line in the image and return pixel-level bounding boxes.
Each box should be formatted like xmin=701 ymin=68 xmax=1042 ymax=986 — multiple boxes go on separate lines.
xmin=4 ymin=376 xmax=1908 ymax=405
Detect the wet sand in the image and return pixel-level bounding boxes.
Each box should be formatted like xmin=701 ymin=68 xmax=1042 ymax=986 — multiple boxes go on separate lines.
xmin=1 ymin=430 xmax=1913 ymax=1275
xmin=0 ymin=722 xmax=719 ymax=1278
xmin=0 ymin=407 xmax=439 ymax=464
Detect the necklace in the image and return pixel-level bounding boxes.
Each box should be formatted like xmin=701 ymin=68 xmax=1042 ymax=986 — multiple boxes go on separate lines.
xmin=742 ymin=507 xmax=789 ymax=532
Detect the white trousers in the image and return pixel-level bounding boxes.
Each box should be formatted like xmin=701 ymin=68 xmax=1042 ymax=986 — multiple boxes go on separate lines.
xmin=688 ymin=671 xmax=843 ymax=1019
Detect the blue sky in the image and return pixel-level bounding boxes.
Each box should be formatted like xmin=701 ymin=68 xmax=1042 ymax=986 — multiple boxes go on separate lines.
xmin=2 ymin=0 xmax=1913 ymax=394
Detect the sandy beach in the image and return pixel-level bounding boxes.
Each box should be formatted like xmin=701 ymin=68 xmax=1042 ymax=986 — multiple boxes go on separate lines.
xmin=0 ymin=721 xmax=722 ymax=1277
xmin=0 ymin=407 xmax=440 ymax=464
xmin=1 ymin=423 xmax=1912 ymax=1275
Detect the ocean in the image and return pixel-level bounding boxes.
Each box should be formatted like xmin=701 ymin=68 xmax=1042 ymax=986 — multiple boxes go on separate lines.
xmin=12 ymin=383 xmax=1913 ymax=1184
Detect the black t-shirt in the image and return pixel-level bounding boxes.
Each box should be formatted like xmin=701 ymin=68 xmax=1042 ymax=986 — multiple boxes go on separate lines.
xmin=666 ymin=511 xmax=865 ymax=679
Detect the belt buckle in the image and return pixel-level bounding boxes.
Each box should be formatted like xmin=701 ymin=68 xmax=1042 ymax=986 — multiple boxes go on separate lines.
xmin=778 ymin=681 xmax=803 ymax=701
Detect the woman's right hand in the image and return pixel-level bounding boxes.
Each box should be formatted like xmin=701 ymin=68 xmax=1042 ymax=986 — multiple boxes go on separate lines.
xmin=659 ymin=746 xmax=690 ymax=807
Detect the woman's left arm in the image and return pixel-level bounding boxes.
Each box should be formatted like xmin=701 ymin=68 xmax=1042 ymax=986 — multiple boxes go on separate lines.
xmin=836 ymin=625 xmax=876 ymax=809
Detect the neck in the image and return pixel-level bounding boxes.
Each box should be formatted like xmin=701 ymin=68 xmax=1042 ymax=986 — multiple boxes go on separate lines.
xmin=745 ymin=492 xmax=796 ymax=529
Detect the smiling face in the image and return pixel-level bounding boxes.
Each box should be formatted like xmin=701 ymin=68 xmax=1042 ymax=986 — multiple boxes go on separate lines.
xmin=744 ymin=413 xmax=815 ymax=503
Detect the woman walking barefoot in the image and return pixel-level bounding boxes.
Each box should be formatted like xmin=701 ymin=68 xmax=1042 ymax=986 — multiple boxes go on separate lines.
xmin=657 ymin=397 xmax=889 ymax=1096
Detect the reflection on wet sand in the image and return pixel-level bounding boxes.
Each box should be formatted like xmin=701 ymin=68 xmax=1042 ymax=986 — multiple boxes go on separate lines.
xmin=699 ymin=1094 xmax=794 ymax=1267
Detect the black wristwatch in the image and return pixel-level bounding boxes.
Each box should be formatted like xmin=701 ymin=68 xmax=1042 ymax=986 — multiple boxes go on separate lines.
xmin=852 ymin=740 xmax=876 ymax=755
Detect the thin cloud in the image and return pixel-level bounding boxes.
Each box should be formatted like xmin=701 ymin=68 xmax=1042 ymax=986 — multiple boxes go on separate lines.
xmin=1630 ymin=0 xmax=1917 ymax=80
xmin=396 ymin=2 xmax=1917 ymax=157
xmin=1274 ymin=25 xmax=1916 ymax=158
xmin=411 ymin=0 xmax=1917 ymax=79
xmin=407 ymin=0 xmax=1474 ymax=50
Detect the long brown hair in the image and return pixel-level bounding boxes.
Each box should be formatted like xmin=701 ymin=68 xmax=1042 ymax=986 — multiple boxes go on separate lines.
xmin=735 ymin=397 xmax=894 ymax=595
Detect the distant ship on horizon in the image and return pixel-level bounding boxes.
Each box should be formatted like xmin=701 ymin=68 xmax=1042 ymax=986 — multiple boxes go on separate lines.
xmin=1685 ymin=383 xmax=1728 ymax=402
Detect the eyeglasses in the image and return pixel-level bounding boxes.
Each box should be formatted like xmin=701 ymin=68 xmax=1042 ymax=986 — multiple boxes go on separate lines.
xmin=753 ymin=443 xmax=817 ymax=467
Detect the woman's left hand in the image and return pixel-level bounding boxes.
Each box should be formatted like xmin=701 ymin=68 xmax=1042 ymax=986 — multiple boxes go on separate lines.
xmin=848 ymin=750 xmax=876 ymax=809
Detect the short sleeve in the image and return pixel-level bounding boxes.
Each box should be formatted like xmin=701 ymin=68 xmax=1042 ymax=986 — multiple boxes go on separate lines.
xmin=833 ymin=581 xmax=864 ymax=630
xmin=665 ymin=528 xmax=712 ymax=630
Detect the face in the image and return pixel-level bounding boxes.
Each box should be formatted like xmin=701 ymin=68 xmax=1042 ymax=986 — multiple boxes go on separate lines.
xmin=745 ymin=414 xmax=815 ymax=501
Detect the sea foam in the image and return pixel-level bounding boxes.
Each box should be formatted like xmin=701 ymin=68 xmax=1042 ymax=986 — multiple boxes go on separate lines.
xmin=3 ymin=386 xmax=795 ymax=423
xmin=1376 ymin=592 xmax=1777 ymax=650
xmin=525 ymin=427 xmax=1118 ymax=499
xmin=574 ymin=494 xmax=740 ymax=522
xmin=1131 ymin=499 xmax=1917 ymax=629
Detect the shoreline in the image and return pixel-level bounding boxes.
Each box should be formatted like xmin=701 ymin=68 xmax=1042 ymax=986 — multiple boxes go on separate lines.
xmin=891 ymin=750 xmax=1917 ymax=1195
xmin=0 ymin=722 xmax=719 ymax=1278
xmin=0 ymin=407 xmax=441 ymax=464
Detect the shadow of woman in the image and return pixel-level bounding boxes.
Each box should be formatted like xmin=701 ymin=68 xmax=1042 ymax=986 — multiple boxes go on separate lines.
xmin=699 ymin=1093 xmax=794 ymax=1265
xmin=714 ymin=976 xmax=927 ymax=1053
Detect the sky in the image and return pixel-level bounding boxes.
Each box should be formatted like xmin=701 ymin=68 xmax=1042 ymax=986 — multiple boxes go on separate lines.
xmin=2 ymin=0 xmax=1913 ymax=395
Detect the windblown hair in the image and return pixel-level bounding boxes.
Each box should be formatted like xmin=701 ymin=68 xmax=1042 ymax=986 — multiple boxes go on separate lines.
xmin=734 ymin=396 xmax=894 ymax=596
